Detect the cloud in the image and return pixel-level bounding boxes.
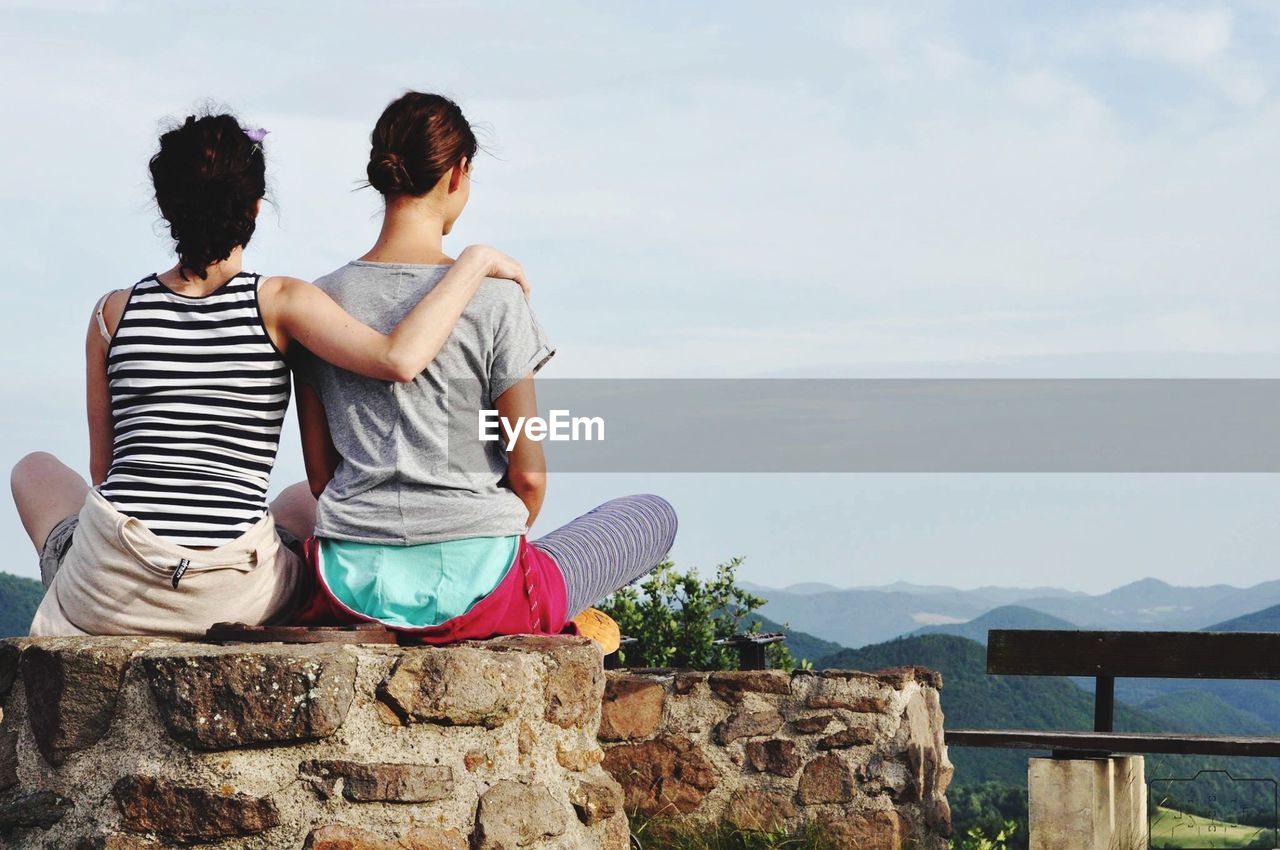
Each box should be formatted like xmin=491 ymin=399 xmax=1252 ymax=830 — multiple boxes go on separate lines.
xmin=1116 ymin=7 xmax=1234 ymax=67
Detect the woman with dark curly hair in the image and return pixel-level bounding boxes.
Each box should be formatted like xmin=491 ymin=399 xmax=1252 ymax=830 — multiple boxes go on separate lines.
xmin=11 ymin=111 xmax=531 ymax=637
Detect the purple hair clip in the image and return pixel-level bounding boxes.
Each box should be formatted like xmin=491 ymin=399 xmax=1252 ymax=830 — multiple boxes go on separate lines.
xmin=243 ymin=127 xmax=270 ymax=144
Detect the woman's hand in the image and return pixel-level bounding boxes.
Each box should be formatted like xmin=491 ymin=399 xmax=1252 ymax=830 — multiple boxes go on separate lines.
xmin=461 ymin=245 xmax=530 ymax=298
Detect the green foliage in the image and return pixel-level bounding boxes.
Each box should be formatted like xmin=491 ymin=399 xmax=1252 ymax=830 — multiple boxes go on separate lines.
xmin=628 ymin=812 xmax=838 ymax=850
xmin=597 ymin=557 xmax=799 ymax=672
xmin=947 ymin=783 xmax=1028 ymax=850
xmin=948 ymin=821 xmax=1019 ymax=850
xmin=0 ymin=571 xmax=42 ymax=638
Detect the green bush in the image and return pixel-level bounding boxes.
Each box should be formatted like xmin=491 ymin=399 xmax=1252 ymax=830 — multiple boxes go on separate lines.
xmin=949 ymin=821 xmax=1019 ymax=850
xmin=596 ymin=556 xmax=798 ymax=672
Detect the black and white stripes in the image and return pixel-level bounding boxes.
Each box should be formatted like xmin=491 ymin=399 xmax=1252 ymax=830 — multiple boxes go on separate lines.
xmin=99 ymin=273 xmax=290 ymax=546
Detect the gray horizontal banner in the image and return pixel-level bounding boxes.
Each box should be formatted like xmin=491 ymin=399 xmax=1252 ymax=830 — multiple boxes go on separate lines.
xmin=442 ymin=379 xmax=1280 ymax=472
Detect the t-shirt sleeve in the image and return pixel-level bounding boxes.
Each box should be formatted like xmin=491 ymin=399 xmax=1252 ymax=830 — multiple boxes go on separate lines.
xmin=488 ymin=283 xmax=555 ymax=404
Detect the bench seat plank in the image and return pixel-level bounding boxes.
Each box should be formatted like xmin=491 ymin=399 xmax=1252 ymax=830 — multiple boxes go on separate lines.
xmin=947 ymin=729 xmax=1280 ymax=758
xmin=988 ymin=630 xmax=1280 ymax=679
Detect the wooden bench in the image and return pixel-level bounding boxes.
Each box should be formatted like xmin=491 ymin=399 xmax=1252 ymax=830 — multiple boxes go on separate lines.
xmin=946 ymin=629 xmax=1280 ymax=757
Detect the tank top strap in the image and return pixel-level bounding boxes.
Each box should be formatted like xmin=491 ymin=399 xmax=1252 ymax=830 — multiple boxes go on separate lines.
xmin=92 ymin=290 xmax=114 ymax=344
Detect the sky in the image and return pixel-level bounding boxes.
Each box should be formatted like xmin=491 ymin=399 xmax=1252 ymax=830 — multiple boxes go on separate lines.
xmin=3 ymin=1 xmax=1280 ymax=593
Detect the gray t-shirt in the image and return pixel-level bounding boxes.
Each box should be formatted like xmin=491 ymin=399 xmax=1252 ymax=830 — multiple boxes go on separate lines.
xmin=296 ymin=260 xmax=555 ymax=544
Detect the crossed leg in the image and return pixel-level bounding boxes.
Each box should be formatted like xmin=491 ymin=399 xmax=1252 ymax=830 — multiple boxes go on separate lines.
xmin=10 ymin=452 xmax=89 ymax=556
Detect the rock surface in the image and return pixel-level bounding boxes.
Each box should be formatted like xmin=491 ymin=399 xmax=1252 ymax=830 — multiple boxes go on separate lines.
xmin=600 ymin=734 xmax=718 ymax=815
xmin=599 ymin=667 xmax=952 ymax=849
xmin=20 ymin=639 xmax=143 ymax=765
xmin=473 ymin=780 xmax=569 ymax=850
xmin=378 ymin=646 xmax=526 ymax=728
xmin=112 ymin=775 xmax=279 ymax=842
xmin=143 ymin=644 xmax=356 ymax=749
xmin=598 ymin=675 xmax=665 ymax=740
xmin=298 ymin=760 xmax=454 ymax=803
xmin=0 ymin=635 xmax=630 ymax=850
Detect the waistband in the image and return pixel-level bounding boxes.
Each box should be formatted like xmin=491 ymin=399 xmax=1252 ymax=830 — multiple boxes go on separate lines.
xmin=82 ymin=487 xmax=281 ymax=576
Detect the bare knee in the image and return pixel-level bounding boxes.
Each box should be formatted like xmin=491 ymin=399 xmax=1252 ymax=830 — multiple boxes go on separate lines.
xmin=12 ymin=451 xmax=60 ymax=487
xmin=635 ymin=493 xmax=678 ymax=555
xmin=270 ymin=481 xmax=317 ymax=538
xmin=11 ymin=451 xmax=72 ymax=500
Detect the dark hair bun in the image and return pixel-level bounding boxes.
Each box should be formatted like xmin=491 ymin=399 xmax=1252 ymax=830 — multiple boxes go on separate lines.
xmin=149 ymin=113 xmax=267 ymax=280
xmin=366 ymin=92 xmax=478 ymax=198
xmin=367 ymin=152 xmax=415 ymax=195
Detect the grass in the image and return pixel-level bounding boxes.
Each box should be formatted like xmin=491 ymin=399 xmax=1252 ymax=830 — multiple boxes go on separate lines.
xmin=1150 ymin=806 xmax=1276 ymax=849
xmin=626 ymin=812 xmax=840 ymax=850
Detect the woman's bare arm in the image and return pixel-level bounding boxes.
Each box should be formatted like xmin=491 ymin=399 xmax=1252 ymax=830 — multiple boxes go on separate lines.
xmin=86 ymin=289 xmax=129 ymax=485
xmin=495 ymin=375 xmax=547 ymax=528
xmin=295 ymin=377 xmax=340 ymax=499
xmin=261 ymin=245 xmax=528 ymax=383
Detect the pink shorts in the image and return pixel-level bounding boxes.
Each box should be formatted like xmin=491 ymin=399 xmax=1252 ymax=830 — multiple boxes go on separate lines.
xmin=291 ymin=535 xmax=581 ymax=643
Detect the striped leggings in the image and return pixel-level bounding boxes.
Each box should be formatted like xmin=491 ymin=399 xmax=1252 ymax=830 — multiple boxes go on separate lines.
xmin=531 ymin=494 xmax=678 ymax=619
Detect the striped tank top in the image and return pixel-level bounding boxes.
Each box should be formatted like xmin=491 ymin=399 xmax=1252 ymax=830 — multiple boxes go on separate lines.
xmin=99 ymin=272 xmax=290 ymax=547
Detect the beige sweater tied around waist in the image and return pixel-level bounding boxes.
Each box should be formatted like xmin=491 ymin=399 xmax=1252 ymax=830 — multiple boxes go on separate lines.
xmin=30 ymin=488 xmax=303 ymax=638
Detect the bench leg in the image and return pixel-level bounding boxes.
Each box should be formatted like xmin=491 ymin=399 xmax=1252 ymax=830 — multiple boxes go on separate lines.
xmin=1029 ymin=756 xmax=1147 ymax=850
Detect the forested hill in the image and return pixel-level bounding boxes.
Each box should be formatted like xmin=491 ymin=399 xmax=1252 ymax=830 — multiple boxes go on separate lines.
xmin=0 ymin=571 xmax=41 ymax=637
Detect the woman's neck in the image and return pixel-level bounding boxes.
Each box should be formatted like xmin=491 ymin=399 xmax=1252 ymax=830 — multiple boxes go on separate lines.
xmin=158 ymin=248 xmax=245 ymax=293
xmin=360 ymin=197 xmax=454 ymax=265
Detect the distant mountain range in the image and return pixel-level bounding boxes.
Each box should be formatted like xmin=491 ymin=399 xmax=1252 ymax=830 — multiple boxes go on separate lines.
xmin=741 ymin=577 xmax=1280 ymax=649
xmin=910 ymin=605 xmax=1077 ymax=643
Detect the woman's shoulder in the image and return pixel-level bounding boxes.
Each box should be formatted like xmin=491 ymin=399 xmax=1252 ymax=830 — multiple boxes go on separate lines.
xmin=472 ymin=276 xmax=533 ymax=313
xmin=88 ymin=286 xmax=136 ymax=341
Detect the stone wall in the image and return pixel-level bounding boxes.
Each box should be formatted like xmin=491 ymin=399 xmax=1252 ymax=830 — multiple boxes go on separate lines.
xmin=0 ymin=635 xmax=628 ymax=850
xmin=598 ymin=666 xmax=953 ymax=850
xmin=0 ymin=635 xmax=952 ymax=850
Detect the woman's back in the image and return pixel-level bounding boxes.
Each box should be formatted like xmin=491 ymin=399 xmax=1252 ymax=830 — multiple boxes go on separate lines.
xmin=101 ymin=272 xmax=289 ymax=545
xmin=298 ymin=259 xmax=554 ymax=544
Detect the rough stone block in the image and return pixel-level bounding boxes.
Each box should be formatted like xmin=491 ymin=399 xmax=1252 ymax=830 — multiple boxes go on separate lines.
xmin=672 ymin=671 xmax=708 ymax=694
xmin=303 ymin=824 xmax=468 ymax=850
xmin=820 ymin=809 xmax=906 ymax=850
xmin=797 ymin=754 xmax=855 ymax=804
xmin=542 ymin=639 xmax=606 ymax=730
xmin=143 ymin=644 xmax=356 ymax=750
xmin=379 ymin=646 xmax=526 ymax=728
xmin=569 ymin=776 xmax=624 ymax=826
xmin=790 ymin=713 xmax=835 ymax=734
xmin=744 ymin=738 xmax=801 ymax=776
xmin=477 ymin=634 xmax=605 ymax=729
xmin=473 ymin=779 xmax=569 ymax=850
xmin=726 ymin=788 xmax=797 ymax=832
xmin=599 ymin=675 xmax=665 ymax=740
xmin=707 ymin=670 xmax=791 ymax=703
xmin=714 ymin=708 xmax=783 ymax=745
xmin=557 ymin=741 xmax=605 ymax=771
xmin=75 ymin=835 xmax=170 ymax=850
xmin=601 ymin=734 xmax=718 ymax=816
xmin=803 ymin=675 xmax=890 ymax=713
xmin=20 ymin=639 xmax=144 ymax=765
xmin=299 ymin=760 xmax=454 ymax=802
xmin=0 ymin=788 xmax=73 ymax=830
xmin=112 ymin=775 xmax=278 ymax=842
xmin=818 ymin=725 xmax=878 ymax=749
